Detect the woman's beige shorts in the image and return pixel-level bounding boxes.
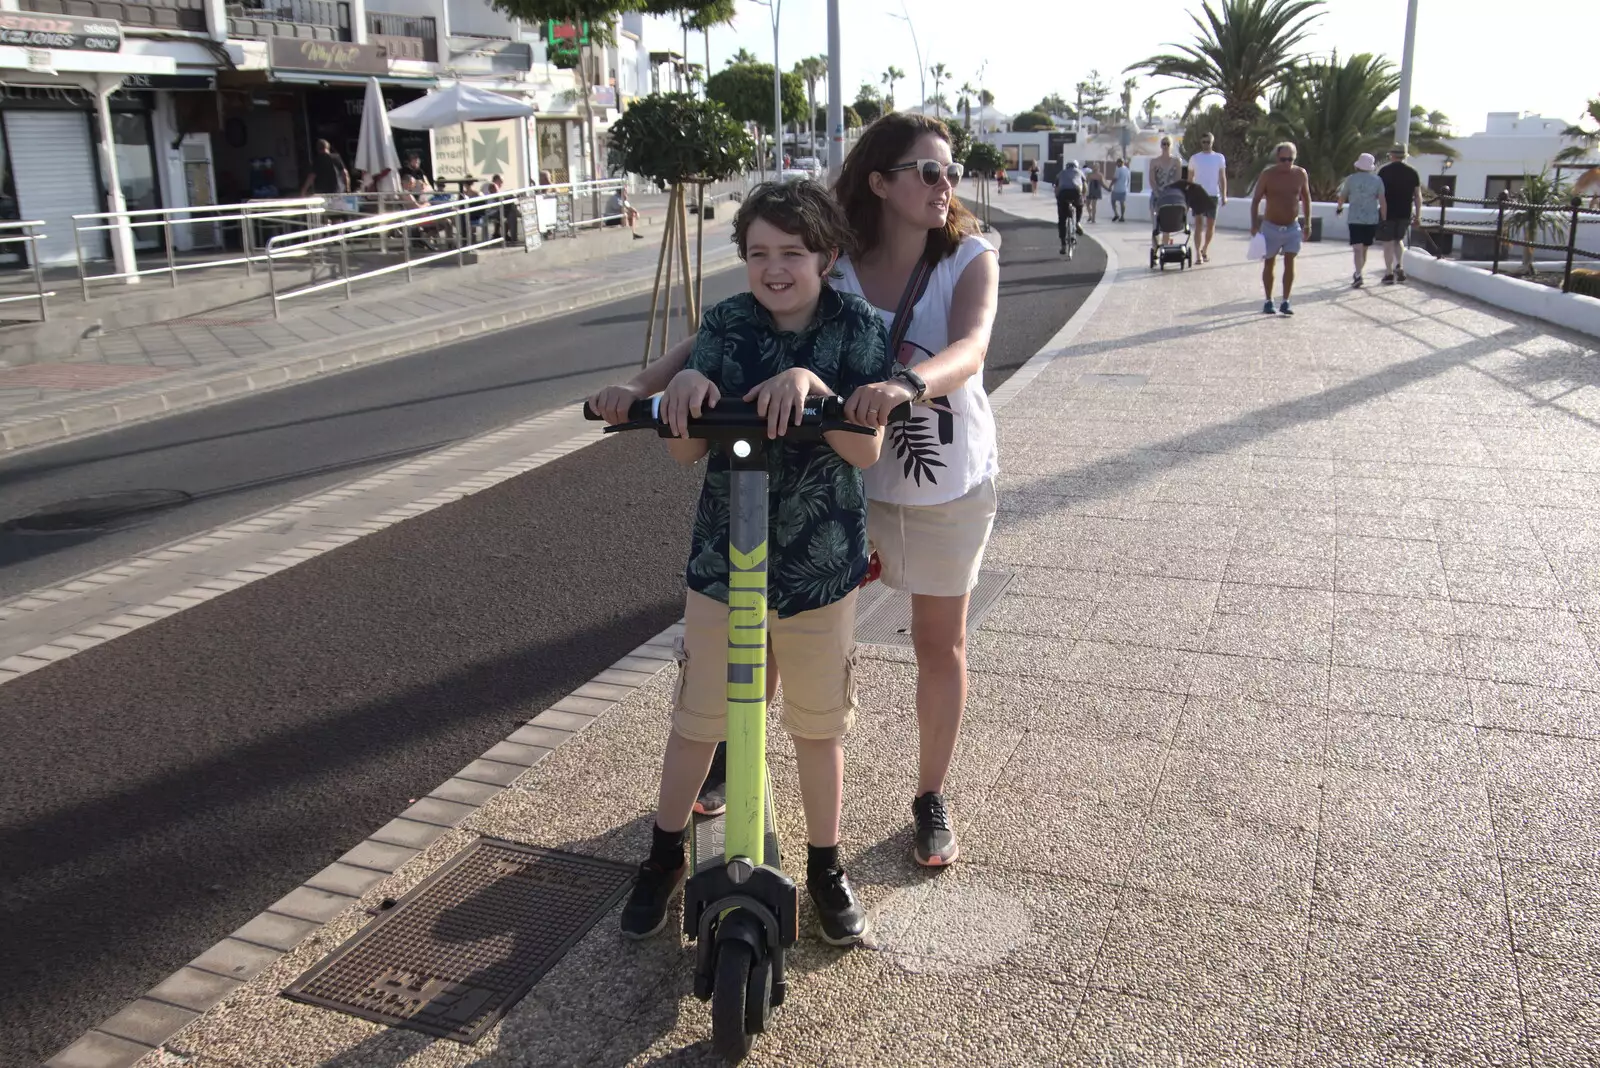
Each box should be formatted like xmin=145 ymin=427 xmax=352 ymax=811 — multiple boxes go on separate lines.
xmin=673 ymin=589 xmax=860 ymax=743
xmin=868 ymin=478 xmax=999 ymax=597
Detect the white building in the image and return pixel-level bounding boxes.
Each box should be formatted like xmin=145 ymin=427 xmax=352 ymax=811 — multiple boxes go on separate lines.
xmin=1410 ymin=112 xmax=1583 ymax=202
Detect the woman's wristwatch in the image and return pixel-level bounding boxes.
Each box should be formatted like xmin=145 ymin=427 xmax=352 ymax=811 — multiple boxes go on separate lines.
xmin=891 ymin=367 xmax=928 ymax=403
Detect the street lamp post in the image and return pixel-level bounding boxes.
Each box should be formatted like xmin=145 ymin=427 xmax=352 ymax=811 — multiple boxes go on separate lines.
xmin=887 ymin=4 xmax=923 ymax=113
xmin=752 ymin=0 xmax=783 ymax=169
xmin=1395 ymin=0 xmax=1420 ymax=151
xmin=827 ymin=0 xmax=843 ymax=180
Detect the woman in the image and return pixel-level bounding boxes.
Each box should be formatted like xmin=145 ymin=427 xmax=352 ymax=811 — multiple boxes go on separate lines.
xmin=590 ymin=114 xmax=1000 ymax=868
xmin=1085 ymin=164 xmax=1104 ymax=224
xmin=1029 ymin=163 xmax=1041 ymax=195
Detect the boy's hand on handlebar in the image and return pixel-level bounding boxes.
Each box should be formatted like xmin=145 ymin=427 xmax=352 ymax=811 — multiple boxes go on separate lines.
xmin=662 ymin=369 xmax=720 ymax=438
xmin=746 ymin=368 xmax=828 ymax=439
xmin=844 ymin=379 xmax=917 ymax=429
xmin=587 ymin=383 xmax=644 ymax=425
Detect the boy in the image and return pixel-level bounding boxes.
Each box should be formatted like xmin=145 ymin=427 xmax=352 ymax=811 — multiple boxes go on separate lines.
xmin=621 ymin=181 xmax=893 ymax=946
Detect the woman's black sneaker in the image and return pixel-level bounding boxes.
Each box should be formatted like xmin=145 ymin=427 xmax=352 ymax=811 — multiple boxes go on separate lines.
xmin=912 ymin=791 xmax=960 ymax=867
xmin=694 ymin=741 xmax=727 ymax=817
xmin=807 ymin=866 xmax=868 ymax=945
xmin=620 ymin=858 xmax=687 ymax=939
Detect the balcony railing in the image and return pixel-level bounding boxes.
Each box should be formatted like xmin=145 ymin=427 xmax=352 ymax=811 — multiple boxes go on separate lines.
xmin=22 ymin=0 xmax=205 ymax=32
xmin=368 ymin=11 xmax=435 ymax=62
xmin=226 ymin=0 xmax=350 ymax=41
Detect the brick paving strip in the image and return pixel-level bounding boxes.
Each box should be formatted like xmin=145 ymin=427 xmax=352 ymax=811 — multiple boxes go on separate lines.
xmin=0 ymin=229 xmax=739 ymax=454
xmin=42 ymin=203 xmax=1600 ymax=1066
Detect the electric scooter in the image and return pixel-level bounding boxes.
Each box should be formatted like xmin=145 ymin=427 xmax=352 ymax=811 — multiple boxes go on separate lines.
xmin=584 ymin=394 xmax=903 ymax=1063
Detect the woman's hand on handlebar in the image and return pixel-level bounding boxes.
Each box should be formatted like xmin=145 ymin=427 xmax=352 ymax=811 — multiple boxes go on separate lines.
xmin=745 ymin=367 xmax=829 ymax=439
xmin=587 ymin=383 xmax=644 ymax=425
xmin=844 ymin=378 xmax=917 ymax=429
xmin=661 ymin=369 xmax=721 ymax=438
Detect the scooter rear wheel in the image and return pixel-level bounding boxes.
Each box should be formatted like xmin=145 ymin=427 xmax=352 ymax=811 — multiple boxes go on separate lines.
xmin=712 ymin=938 xmax=757 ymax=1063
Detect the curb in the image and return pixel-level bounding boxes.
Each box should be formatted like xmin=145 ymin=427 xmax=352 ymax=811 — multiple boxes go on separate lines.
xmin=42 ymin=209 xmax=1116 ymax=1068
xmin=1 ymin=246 xmax=741 ymax=457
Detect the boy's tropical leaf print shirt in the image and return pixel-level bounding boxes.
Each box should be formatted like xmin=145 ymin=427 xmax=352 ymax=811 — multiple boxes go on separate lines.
xmin=685 ymin=287 xmax=892 ymax=618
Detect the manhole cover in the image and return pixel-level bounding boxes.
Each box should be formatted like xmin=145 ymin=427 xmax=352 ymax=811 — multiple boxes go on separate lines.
xmin=855 ymin=570 xmax=1013 ymax=647
xmin=1078 ymin=373 xmax=1148 ymax=388
xmin=3 ymin=489 xmax=192 ymax=533
xmin=281 ymin=838 xmax=634 ymax=1043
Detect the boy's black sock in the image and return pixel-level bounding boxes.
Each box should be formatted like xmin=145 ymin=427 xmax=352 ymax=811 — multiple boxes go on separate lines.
xmin=650 ymin=823 xmax=687 ymax=870
xmin=807 ymin=843 xmax=841 ymax=879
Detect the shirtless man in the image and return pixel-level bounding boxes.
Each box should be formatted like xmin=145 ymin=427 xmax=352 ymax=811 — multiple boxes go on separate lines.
xmin=1250 ymin=141 xmax=1313 ymax=316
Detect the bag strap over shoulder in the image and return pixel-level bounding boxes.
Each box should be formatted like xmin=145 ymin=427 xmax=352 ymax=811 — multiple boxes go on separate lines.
xmin=886 ymin=252 xmax=936 ymax=359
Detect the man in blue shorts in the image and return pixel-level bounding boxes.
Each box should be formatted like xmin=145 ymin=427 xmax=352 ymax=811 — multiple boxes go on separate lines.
xmin=1249 ymin=141 xmax=1312 ymax=316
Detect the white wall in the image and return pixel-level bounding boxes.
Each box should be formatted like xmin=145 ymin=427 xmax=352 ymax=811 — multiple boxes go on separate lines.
xmin=1409 ymin=112 xmax=1577 ymax=202
xmin=447 ymin=0 xmax=518 ymax=39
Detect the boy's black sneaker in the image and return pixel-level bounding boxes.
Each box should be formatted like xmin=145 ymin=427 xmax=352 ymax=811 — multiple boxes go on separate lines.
xmin=807 ymin=866 xmax=868 ymax=945
xmin=694 ymin=741 xmax=727 ymax=817
xmin=620 ymin=858 xmax=687 ymax=939
xmin=912 ymin=791 xmax=959 ymax=867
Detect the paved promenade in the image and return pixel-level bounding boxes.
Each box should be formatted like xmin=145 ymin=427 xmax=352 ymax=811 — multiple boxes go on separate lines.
xmin=57 ymin=200 xmax=1600 ymax=1067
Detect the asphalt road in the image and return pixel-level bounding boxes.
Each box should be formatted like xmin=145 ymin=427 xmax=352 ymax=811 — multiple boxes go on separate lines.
xmin=0 ymin=208 xmax=1106 ymax=1066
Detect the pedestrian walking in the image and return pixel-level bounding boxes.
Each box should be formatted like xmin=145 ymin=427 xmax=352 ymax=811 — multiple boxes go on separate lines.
xmin=591 ymin=113 xmax=1001 ymax=871
xmin=1085 ymin=164 xmax=1104 ymax=223
xmin=1377 ymin=144 xmax=1423 ymax=284
xmin=1147 ymin=137 xmax=1182 ymax=201
xmin=1054 ymin=158 xmax=1085 ymax=254
xmin=1336 ymin=152 xmax=1387 ymax=287
xmin=1029 ymin=163 xmax=1040 ymax=194
xmin=1111 ymin=158 xmax=1130 ymax=221
xmin=1249 ymin=141 xmax=1312 ymax=315
xmin=1186 ymin=132 xmax=1227 ymax=262
xmin=300 ymin=139 xmax=349 ymax=199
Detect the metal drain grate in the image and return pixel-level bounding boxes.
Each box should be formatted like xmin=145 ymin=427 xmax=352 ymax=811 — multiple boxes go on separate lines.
xmin=282 ymin=838 xmax=634 ymax=1042
xmin=855 ymin=570 xmax=1014 ymax=647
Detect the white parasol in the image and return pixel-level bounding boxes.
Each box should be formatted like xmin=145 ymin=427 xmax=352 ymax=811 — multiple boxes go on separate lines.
xmin=386 ymin=82 xmax=536 ymax=130
xmin=353 ymin=77 xmax=401 ymax=193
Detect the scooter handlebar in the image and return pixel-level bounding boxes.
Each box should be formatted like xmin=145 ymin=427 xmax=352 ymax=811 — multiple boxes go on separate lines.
xmin=582 ymin=396 xmax=911 ymax=436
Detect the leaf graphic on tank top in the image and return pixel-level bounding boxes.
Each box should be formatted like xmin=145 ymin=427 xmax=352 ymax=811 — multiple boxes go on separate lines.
xmin=889 ymin=415 xmax=947 ymax=486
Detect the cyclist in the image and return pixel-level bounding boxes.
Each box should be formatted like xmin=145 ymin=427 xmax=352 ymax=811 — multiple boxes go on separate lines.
xmin=1054 ymin=158 xmax=1085 ymax=255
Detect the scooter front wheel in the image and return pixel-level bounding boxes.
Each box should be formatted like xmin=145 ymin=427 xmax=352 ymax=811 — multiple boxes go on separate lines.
xmin=712 ymin=938 xmax=758 ymax=1063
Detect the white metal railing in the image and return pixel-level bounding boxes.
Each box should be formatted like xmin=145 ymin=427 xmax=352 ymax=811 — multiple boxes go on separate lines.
xmin=72 ymin=198 xmax=328 ymax=299
xmin=264 ymin=179 xmax=627 ymax=317
xmin=0 ymin=221 xmax=53 ymax=320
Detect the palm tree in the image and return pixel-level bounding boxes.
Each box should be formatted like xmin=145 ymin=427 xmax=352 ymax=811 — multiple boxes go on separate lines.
xmin=728 ymin=47 xmax=758 ymax=66
xmin=882 ymin=66 xmax=904 ymax=113
xmin=1503 ymin=169 xmax=1571 ymax=277
xmin=1557 ymin=98 xmax=1600 ymax=162
xmin=1126 ymin=0 xmax=1324 ymax=179
xmin=928 ymin=62 xmax=950 ymax=120
xmin=958 ymin=81 xmax=977 ymax=129
xmin=1119 ymin=77 xmax=1139 ymax=123
xmin=1258 ymin=52 xmax=1456 ymax=200
xmin=794 ymin=55 xmax=827 ymax=155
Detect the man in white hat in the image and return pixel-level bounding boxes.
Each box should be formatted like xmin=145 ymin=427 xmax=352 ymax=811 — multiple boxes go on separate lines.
xmin=1336 ymin=152 xmax=1387 ymax=288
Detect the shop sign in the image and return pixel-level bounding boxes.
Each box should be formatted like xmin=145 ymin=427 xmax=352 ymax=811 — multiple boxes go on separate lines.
xmin=119 ymin=74 xmax=215 ymax=91
xmin=591 ymin=85 xmax=616 ymax=109
xmin=270 ymin=38 xmax=389 ymax=76
xmin=0 ymin=12 xmax=122 ymax=53
xmin=433 ymin=119 xmax=525 ymax=187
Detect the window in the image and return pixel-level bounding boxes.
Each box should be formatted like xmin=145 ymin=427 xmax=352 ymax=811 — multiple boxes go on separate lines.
xmin=1020 ymin=145 xmax=1040 ymax=167
xmin=1001 ymin=144 xmax=1019 ymax=170
xmin=1485 ymin=175 xmax=1525 ymax=199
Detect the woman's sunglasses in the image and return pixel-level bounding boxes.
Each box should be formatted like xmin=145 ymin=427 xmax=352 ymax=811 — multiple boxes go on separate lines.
xmin=884 ymin=159 xmax=965 ymax=186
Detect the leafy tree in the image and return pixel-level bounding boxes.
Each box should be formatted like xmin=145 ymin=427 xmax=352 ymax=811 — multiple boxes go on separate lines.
xmin=794 ymin=55 xmax=828 ymax=153
xmin=979 ymin=89 xmax=994 ymax=107
xmin=1180 ymin=104 xmax=1229 ymax=158
xmin=1258 ymin=52 xmax=1456 ymax=199
xmin=946 ymin=122 xmax=972 ymax=165
xmin=727 ymin=47 xmax=758 ymax=66
xmin=965 ymin=141 xmax=1007 ymax=177
xmin=1013 ymin=110 xmax=1054 ymax=132
xmin=853 ymin=94 xmax=882 ymax=124
xmin=1118 ymin=77 xmax=1139 ymax=122
xmin=929 ymin=62 xmax=950 ymax=120
xmin=1141 ymin=97 xmax=1159 ymax=125
xmin=1075 ymin=70 xmax=1111 ymax=120
xmin=706 ymin=62 xmax=806 ymax=133
xmin=921 ymin=94 xmax=951 ymax=115
xmin=1035 ymin=93 xmax=1072 ymax=117
xmin=882 ymin=66 xmax=905 ymax=112
xmin=607 ymin=92 xmax=752 ymax=183
xmin=1557 ymin=99 xmax=1600 ymax=162
xmin=815 ymin=104 xmax=862 ymax=132
xmin=1126 ymin=0 xmax=1324 ymax=180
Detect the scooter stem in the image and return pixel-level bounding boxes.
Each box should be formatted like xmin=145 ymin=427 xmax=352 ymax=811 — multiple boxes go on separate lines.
xmin=725 ymin=440 xmax=769 ymax=868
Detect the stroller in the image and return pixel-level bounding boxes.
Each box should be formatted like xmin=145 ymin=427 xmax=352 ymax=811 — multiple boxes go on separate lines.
xmin=1149 ymin=186 xmax=1194 ymax=270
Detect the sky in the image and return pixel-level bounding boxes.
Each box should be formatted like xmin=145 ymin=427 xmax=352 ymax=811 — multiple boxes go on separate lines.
xmin=642 ymin=0 xmax=1592 ymax=135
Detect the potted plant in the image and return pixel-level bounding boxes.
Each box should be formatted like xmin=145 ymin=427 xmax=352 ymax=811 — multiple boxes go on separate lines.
xmin=607 ymin=92 xmax=754 ymax=365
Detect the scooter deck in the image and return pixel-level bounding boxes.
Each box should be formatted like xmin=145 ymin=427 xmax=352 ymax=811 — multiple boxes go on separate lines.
xmin=691 ymin=778 xmax=781 ymax=877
